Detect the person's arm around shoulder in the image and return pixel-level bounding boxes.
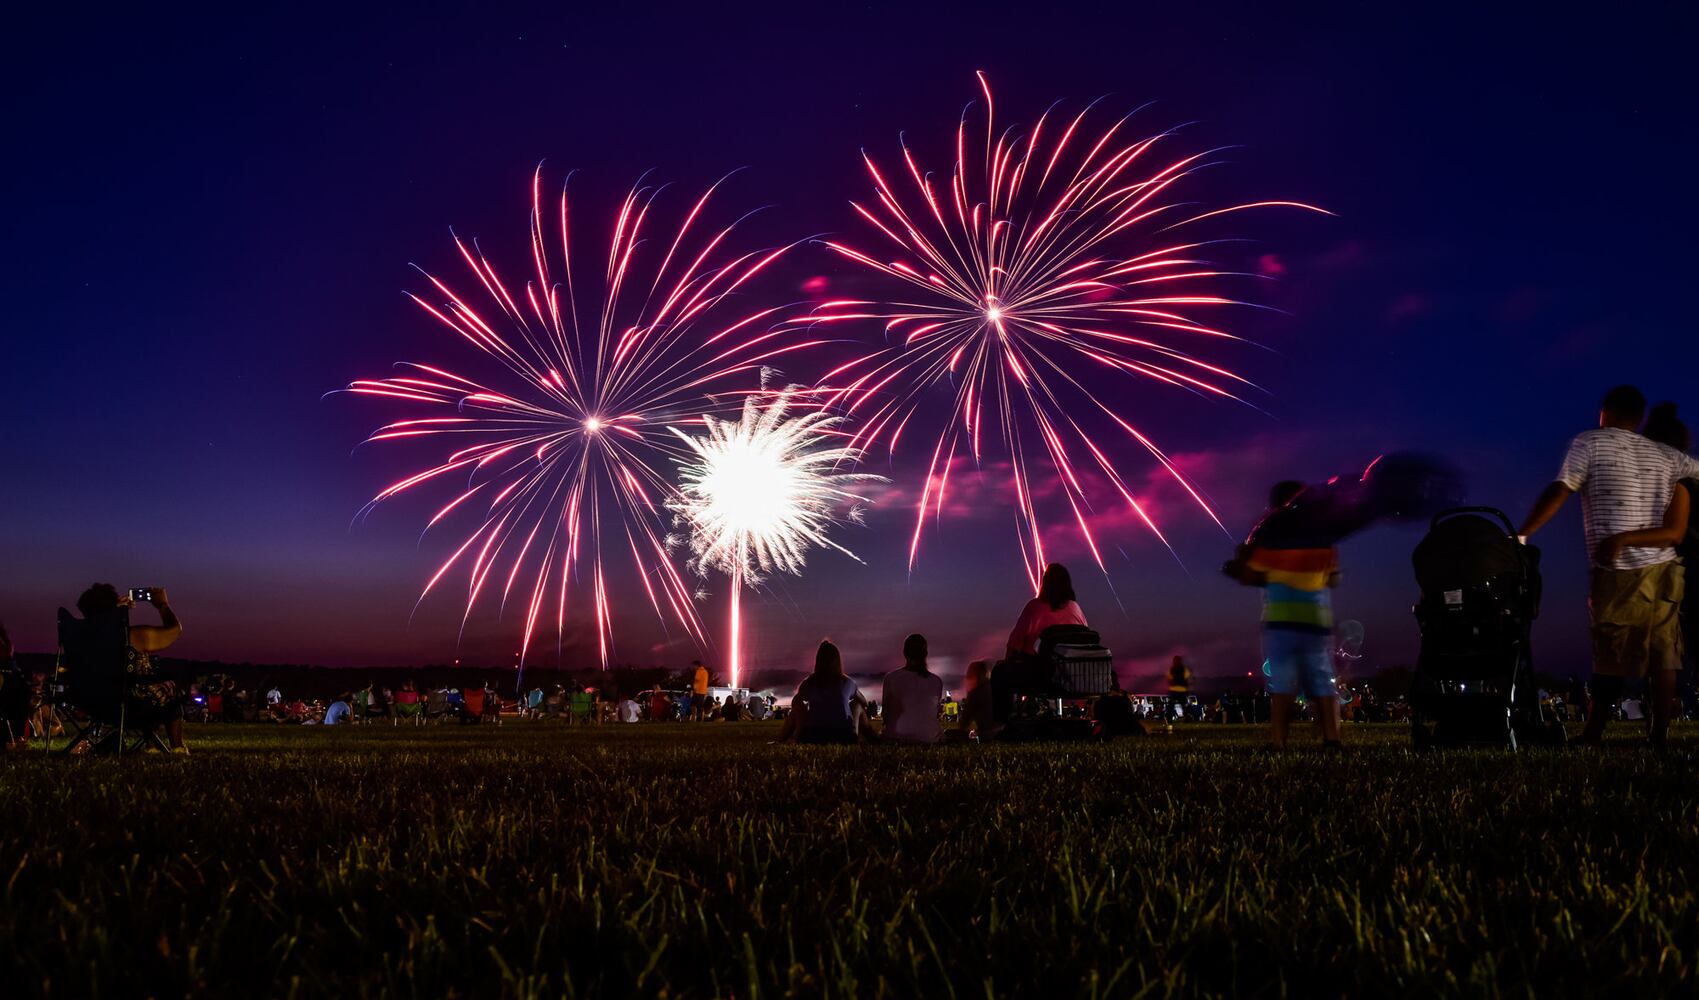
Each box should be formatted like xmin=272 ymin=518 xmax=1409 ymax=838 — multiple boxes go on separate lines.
xmin=1597 ymin=484 xmax=1691 ymax=566
xmin=128 ymin=587 xmax=182 ymax=653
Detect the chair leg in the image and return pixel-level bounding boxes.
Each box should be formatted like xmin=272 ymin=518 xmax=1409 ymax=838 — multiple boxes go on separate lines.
xmin=116 ymin=703 xmax=126 ymax=758
xmin=60 ymin=726 xmax=94 ymax=756
xmin=87 ymin=726 xmax=123 ymax=755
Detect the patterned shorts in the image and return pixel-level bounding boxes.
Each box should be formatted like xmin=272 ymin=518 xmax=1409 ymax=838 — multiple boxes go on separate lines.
xmin=1590 ymin=561 xmax=1685 ymax=677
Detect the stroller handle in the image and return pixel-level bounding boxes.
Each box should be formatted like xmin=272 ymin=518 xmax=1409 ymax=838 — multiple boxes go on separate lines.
xmin=1429 ymin=506 xmax=1517 ymax=536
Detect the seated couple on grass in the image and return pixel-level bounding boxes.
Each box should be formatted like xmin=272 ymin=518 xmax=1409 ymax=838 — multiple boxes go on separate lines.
xmin=779 ymin=635 xmax=945 ymax=745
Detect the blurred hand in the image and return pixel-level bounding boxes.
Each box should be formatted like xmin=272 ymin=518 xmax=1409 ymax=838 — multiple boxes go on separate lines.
xmin=147 ymin=586 xmax=170 ymax=607
xmin=1594 ymin=538 xmax=1624 ymax=567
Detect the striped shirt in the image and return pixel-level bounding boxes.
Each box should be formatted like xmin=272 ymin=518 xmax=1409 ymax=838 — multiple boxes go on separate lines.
xmin=1246 ymin=545 xmax=1336 ymax=631
xmin=1556 ymin=427 xmax=1699 ymax=569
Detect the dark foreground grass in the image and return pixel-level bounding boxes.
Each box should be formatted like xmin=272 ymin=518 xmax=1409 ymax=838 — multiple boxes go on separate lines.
xmin=4 ymin=723 xmax=1699 ymax=998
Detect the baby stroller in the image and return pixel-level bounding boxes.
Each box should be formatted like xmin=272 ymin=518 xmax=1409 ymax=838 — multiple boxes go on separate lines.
xmin=1409 ymin=507 xmax=1562 ymax=749
xmin=993 ymin=625 xmax=1115 ymax=740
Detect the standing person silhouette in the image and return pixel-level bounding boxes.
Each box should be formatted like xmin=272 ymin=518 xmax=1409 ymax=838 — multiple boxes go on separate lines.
xmin=1223 ymin=483 xmax=1344 ymax=750
xmin=1521 ymin=386 xmax=1699 ymax=747
xmin=689 ymin=659 xmax=711 ymax=722
xmin=1637 ymin=405 xmax=1699 ymax=679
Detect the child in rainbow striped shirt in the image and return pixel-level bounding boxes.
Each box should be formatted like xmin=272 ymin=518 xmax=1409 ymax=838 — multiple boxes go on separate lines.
xmin=1223 ymin=480 xmax=1344 ymax=750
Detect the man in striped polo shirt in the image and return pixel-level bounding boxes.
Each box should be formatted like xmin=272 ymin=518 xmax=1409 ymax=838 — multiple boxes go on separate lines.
xmin=1521 ymin=385 xmax=1699 ymax=746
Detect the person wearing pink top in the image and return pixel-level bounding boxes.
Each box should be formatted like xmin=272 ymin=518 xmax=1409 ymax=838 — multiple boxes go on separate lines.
xmin=1006 ymin=563 xmax=1089 ymax=657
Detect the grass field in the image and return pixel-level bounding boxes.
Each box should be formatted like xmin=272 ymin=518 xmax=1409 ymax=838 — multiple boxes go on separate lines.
xmin=4 ymin=722 xmax=1699 ymax=998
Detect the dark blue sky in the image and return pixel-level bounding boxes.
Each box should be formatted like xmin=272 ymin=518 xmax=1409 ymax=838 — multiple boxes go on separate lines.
xmin=5 ymin=2 xmax=1695 ymax=686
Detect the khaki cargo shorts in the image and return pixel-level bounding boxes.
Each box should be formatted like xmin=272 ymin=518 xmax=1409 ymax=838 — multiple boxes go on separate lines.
xmin=1590 ymin=560 xmax=1685 ymax=677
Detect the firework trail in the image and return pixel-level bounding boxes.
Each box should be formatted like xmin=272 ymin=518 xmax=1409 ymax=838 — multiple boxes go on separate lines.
xmin=667 ymin=389 xmax=883 ymax=688
xmin=809 ymin=73 xmax=1331 ymax=588
xmin=344 ymin=168 xmax=817 ymax=671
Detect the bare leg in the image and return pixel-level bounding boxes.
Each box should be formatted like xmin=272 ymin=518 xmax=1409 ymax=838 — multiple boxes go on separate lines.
xmin=1314 ymin=696 xmax=1342 ymax=742
xmin=168 ymin=718 xmax=186 ymax=749
xmin=852 ymin=702 xmax=880 ymax=743
xmin=1578 ymin=675 xmax=1622 ymax=743
xmin=1649 ymin=669 xmax=1678 ymax=747
xmin=1270 ymin=694 xmax=1296 ymax=749
xmin=777 ymin=705 xmax=802 ymax=743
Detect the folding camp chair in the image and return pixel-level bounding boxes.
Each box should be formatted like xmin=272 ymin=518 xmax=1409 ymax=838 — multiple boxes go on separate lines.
xmin=568 ymin=691 xmax=593 ymax=726
xmin=56 ymin=608 xmax=169 ymax=756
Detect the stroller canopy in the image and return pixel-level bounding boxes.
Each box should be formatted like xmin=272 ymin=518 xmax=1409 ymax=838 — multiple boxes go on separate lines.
xmin=1412 ymin=513 xmax=1528 ymax=595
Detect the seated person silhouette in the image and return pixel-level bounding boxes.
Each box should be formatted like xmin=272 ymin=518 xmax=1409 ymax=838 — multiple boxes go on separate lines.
xmin=994 ymin=564 xmax=1089 ymax=720
xmin=76 ymin=583 xmax=188 ymax=753
xmin=1006 ymin=563 xmax=1089 ymax=658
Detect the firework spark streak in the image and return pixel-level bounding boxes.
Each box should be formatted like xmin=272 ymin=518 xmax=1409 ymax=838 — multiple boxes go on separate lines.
xmin=810 ymin=73 xmax=1331 ymax=588
xmin=344 ymin=169 xmax=818 ymax=671
xmin=667 ymin=390 xmax=883 ymax=689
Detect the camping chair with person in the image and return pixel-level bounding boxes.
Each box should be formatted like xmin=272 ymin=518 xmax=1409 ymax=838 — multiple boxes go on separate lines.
xmin=423 ymin=688 xmax=449 ymax=725
xmin=55 ymin=607 xmax=170 ymax=755
xmin=460 ymin=685 xmax=486 ymax=725
xmin=393 ymin=699 xmax=424 ymax=726
xmin=567 ymin=690 xmax=594 ymax=726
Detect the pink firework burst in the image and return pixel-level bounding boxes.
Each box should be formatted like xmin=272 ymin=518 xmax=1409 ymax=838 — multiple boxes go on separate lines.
xmin=810 ymin=73 xmax=1331 ymax=587
xmin=344 ymin=168 xmax=815 ymax=670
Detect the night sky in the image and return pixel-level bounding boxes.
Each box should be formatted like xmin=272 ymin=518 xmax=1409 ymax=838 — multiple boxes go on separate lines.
xmin=6 ymin=2 xmax=1696 ymax=688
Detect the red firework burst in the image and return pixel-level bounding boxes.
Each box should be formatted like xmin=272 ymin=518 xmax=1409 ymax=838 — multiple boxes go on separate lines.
xmin=809 ymin=73 xmax=1331 ymax=587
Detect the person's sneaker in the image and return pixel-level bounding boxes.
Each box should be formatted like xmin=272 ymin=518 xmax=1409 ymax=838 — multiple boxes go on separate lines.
xmin=169 ymin=745 xmax=191 ymax=756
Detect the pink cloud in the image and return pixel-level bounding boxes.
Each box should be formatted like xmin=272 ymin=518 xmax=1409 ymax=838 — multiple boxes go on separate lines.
xmin=859 ymin=456 xmax=1018 ymax=520
xmin=1384 ymin=292 xmax=1430 ymax=326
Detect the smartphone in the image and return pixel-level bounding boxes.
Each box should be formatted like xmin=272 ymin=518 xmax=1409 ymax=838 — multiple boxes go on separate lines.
xmin=129 ymin=588 xmax=152 ymax=603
